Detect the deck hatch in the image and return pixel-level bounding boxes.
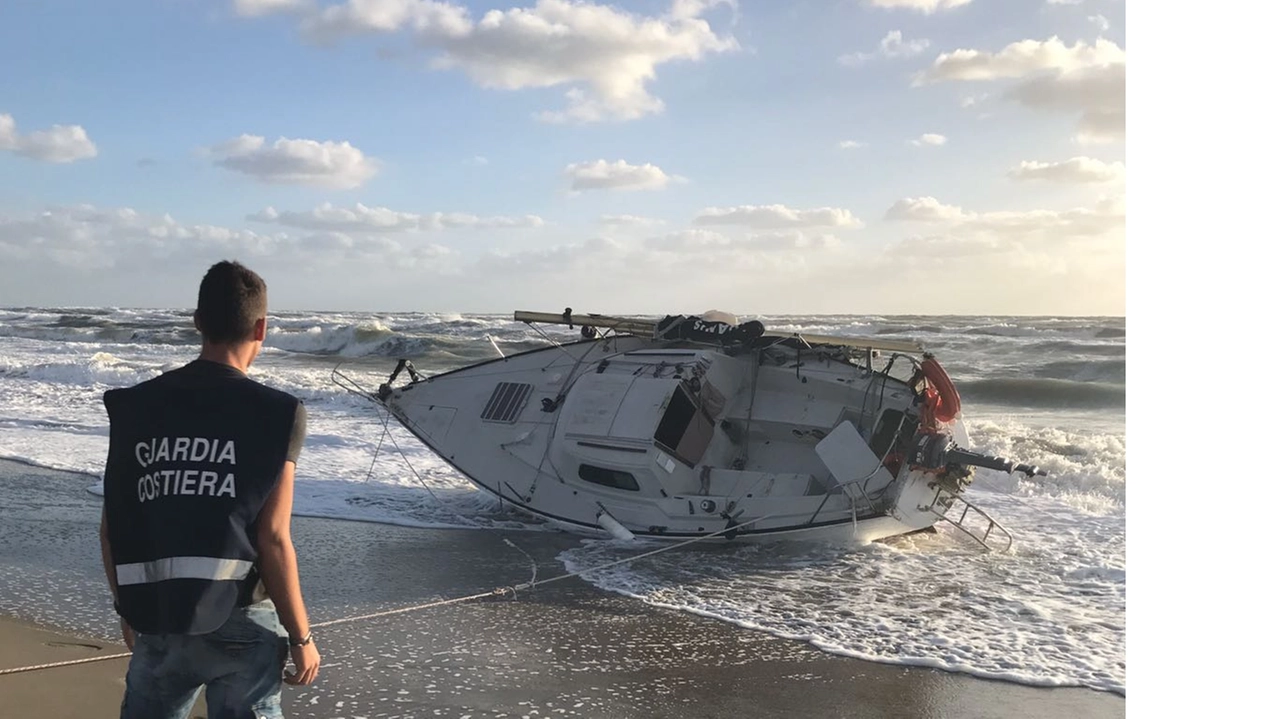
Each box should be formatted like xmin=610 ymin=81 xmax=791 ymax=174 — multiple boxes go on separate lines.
xmin=481 ymin=382 xmax=533 ymax=423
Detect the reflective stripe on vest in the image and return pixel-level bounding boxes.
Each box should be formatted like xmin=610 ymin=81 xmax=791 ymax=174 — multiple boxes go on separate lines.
xmin=115 ymin=557 xmax=254 ymax=586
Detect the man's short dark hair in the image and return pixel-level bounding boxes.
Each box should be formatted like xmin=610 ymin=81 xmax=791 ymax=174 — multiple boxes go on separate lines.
xmin=196 ymin=261 xmax=268 ymax=344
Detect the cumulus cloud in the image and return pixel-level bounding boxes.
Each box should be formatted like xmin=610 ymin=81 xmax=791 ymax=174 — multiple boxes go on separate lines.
xmin=0 ymin=197 xmax=1119 ymax=314
xmin=462 ymin=225 xmax=861 ymax=313
xmin=1089 ymin=15 xmax=1110 ymax=32
xmin=693 ymin=204 xmax=864 ymax=229
xmin=917 ymin=36 xmax=1123 ymax=82
xmin=233 ymin=0 xmax=310 ymax=16
xmin=0 ymin=204 xmax=454 ymax=274
xmin=248 ymin=203 xmax=544 ymax=232
xmin=966 ymin=199 xmax=1124 ymax=238
xmin=910 ymin=133 xmax=947 ymax=146
xmin=0 ymin=205 xmax=284 ymax=271
xmin=457 ymin=209 xmax=853 ymax=310
xmin=476 ymin=226 xmax=841 ymax=298
xmin=916 ymin=37 xmax=1125 ymax=143
xmin=645 ymin=228 xmax=842 ymax=252
xmin=478 ymin=236 xmax=629 ymax=275
xmin=839 ymin=30 xmax=929 ymax=66
xmin=1007 ymin=63 xmax=1124 ymax=143
xmin=885 ymin=197 xmax=967 ymax=222
xmin=248 ymin=204 xmax=417 ymax=232
xmin=740 ymin=231 xmax=842 ymax=251
xmin=210 ymin=134 xmax=379 ymax=188
xmin=600 ymin=214 xmax=665 ymax=226
xmin=565 ymin=160 xmax=680 ymax=191
xmin=884 ymin=233 xmax=1004 ymax=259
xmin=884 ymin=195 xmax=1125 ymax=238
xmin=0 ymin=113 xmax=98 ymax=163
xmin=868 ymin=192 xmax=1125 ymax=312
xmin=863 ymin=0 xmax=971 ymax=12
xmin=838 ymin=140 xmax=865 ymax=150
xmin=247 ymin=0 xmax=737 ymax=123
xmin=1009 ymin=157 xmax=1125 ymax=183
xmin=645 ymin=229 xmax=732 ymax=251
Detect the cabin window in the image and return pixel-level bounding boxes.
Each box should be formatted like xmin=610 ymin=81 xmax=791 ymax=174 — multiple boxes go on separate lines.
xmin=653 ymin=386 xmax=714 ymax=467
xmin=578 ymin=464 xmax=640 ymax=491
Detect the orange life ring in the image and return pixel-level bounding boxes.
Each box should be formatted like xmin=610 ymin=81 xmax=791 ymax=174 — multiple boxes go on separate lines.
xmin=920 ymin=356 xmax=961 ymax=424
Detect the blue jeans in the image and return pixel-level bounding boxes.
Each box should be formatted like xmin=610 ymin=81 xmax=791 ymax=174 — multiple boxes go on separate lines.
xmin=120 ymin=600 xmax=289 ymax=719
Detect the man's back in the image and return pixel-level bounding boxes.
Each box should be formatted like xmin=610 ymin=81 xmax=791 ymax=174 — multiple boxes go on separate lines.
xmin=103 ymin=359 xmax=304 ymax=635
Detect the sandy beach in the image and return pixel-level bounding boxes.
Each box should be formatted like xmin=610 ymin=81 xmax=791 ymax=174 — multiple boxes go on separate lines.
xmin=0 ymin=459 xmax=1124 ymax=718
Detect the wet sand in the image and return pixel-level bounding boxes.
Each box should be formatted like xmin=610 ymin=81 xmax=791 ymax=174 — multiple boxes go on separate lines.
xmin=0 ymin=459 xmax=1124 ymax=718
xmin=0 ymin=619 xmax=131 ymax=716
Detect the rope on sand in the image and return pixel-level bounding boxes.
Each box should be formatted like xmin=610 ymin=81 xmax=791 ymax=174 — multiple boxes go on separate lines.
xmin=0 ymin=652 xmax=134 ymax=676
xmin=0 ymin=514 xmax=774 ymax=677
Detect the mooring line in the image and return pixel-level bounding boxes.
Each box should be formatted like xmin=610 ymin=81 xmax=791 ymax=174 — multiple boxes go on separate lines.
xmin=0 ymin=652 xmax=134 ymax=677
xmin=363 ymin=406 xmax=394 ymax=484
xmin=0 ymin=514 xmax=774 ymax=677
xmin=504 ymin=537 xmax=538 ymax=590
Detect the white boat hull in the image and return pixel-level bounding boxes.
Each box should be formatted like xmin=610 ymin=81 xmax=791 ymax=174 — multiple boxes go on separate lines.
xmin=380 ymin=330 xmax=973 ymax=542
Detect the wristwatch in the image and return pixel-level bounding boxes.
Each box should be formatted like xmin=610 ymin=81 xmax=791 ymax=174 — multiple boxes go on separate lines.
xmin=289 ymin=631 xmax=314 ymax=647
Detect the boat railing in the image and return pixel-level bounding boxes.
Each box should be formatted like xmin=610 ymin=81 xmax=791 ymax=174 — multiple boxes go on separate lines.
xmin=920 ymin=483 xmax=1015 ymax=553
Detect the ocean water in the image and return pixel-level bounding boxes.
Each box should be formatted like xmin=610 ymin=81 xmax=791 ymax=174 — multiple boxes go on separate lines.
xmin=0 ymin=308 xmax=1125 ymax=694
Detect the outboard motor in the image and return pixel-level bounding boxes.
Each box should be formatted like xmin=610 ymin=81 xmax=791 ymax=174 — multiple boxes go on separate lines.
xmin=909 ymin=432 xmax=1046 ymax=479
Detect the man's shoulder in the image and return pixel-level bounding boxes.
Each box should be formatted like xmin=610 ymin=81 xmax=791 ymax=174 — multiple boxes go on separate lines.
xmin=108 ymin=363 xmax=203 ymax=397
xmin=102 ymin=373 xmax=164 ymax=406
xmin=238 ymin=377 xmax=304 ymax=420
xmin=241 ymin=375 xmax=301 ymax=406
xmin=116 ymin=361 xmax=199 ymax=390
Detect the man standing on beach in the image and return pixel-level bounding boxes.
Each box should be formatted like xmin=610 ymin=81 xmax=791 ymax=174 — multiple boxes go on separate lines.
xmin=99 ymin=260 xmax=321 ymax=718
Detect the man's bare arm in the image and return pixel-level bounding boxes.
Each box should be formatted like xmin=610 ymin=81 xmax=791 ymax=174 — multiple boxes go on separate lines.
xmin=256 ymin=460 xmax=310 ymax=640
xmin=257 ymin=460 xmax=321 ymax=685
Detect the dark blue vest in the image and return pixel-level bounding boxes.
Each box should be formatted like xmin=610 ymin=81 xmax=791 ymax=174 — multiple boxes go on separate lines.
xmin=103 ymin=360 xmax=299 ymax=635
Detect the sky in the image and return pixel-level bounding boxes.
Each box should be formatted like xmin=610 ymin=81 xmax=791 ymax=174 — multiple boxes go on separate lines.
xmin=0 ymin=0 xmax=1126 ymax=315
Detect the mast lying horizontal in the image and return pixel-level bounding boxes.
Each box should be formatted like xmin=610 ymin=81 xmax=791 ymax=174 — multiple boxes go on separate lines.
xmin=513 ymin=310 xmax=924 ymax=354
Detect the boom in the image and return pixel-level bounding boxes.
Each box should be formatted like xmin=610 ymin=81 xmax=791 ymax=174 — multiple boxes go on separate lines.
xmin=513 ymin=310 xmax=924 ymax=354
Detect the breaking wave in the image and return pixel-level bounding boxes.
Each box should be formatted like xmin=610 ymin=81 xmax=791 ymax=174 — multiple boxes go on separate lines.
xmin=1032 ymin=358 xmax=1125 ymax=384
xmin=960 ymin=324 xmax=1125 ymax=340
xmin=263 ymin=323 xmax=547 ymax=361
xmin=0 ymin=352 xmax=167 ymax=387
xmin=0 ymin=323 xmax=200 ymax=346
xmin=958 ymin=378 xmax=1125 ymax=409
xmin=1022 ymin=340 xmax=1127 ymax=357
